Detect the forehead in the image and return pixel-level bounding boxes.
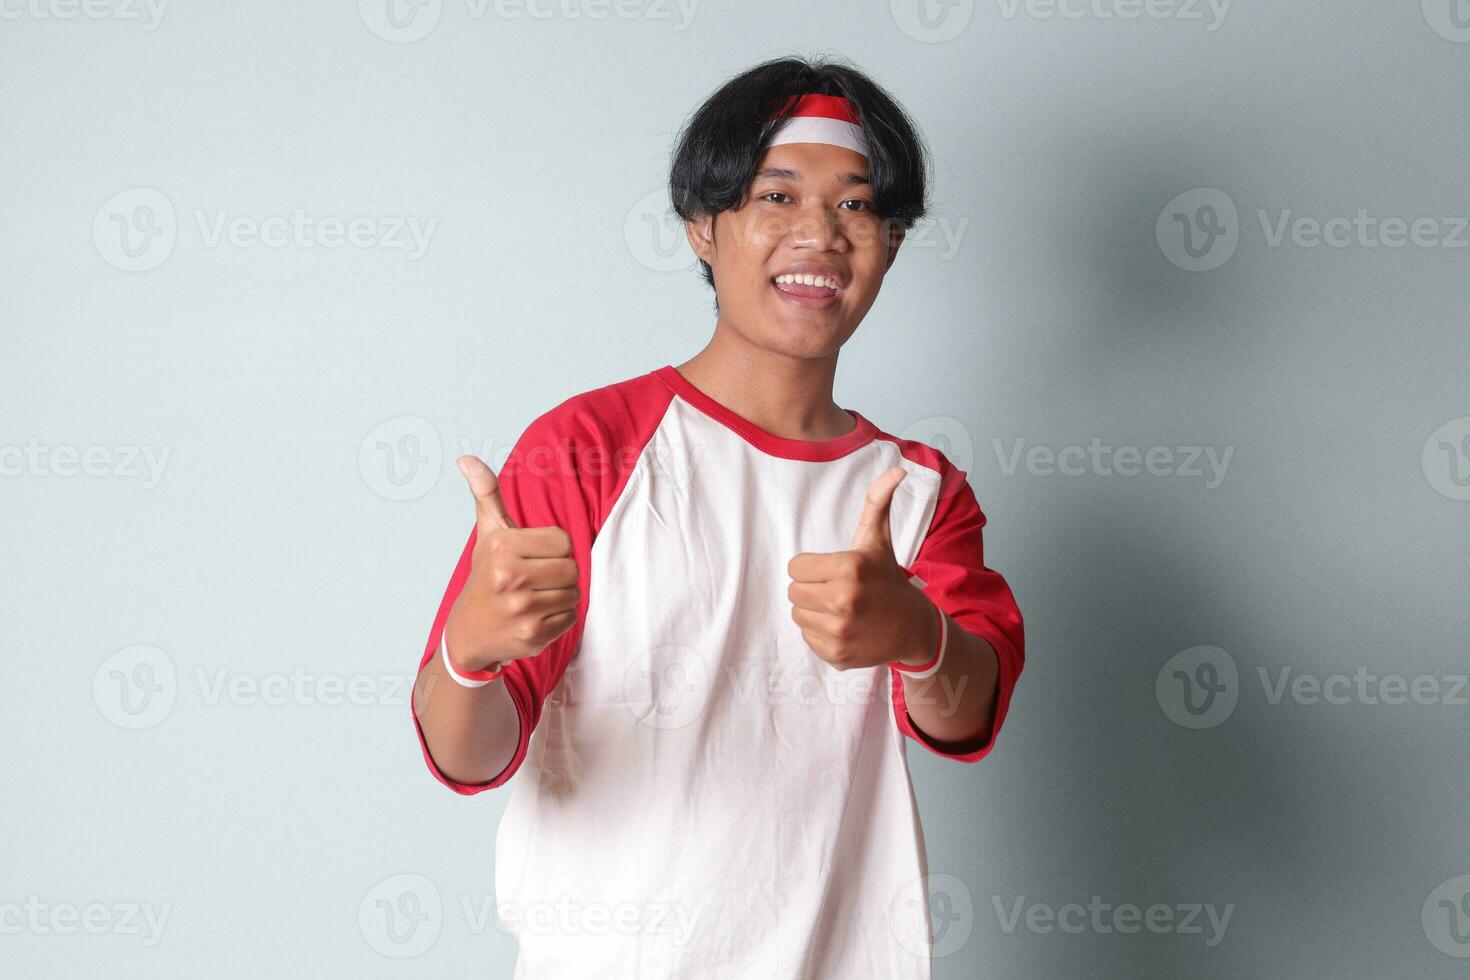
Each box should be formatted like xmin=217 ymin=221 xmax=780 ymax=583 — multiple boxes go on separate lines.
xmin=752 ymin=141 xmax=870 ymax=183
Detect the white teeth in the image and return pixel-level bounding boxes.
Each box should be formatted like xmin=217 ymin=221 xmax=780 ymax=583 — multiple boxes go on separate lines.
xmin=774 ymin=273 xmax=839 ymax=289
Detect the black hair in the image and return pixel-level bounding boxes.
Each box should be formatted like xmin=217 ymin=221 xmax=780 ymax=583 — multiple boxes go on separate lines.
xmin=667 ymin=54 xmax=931 ymax=300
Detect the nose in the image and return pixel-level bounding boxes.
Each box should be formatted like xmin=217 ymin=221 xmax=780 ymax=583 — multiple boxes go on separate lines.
xmin=787 ymin=200 xmax=844 ymax=251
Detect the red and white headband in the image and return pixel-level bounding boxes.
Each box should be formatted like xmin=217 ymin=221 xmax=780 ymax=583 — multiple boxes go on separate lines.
xmin=766 ymin=93 xmax=868 ymax=158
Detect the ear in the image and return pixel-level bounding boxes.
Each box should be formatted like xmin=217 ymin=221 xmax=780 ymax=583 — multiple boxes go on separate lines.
xmin=883 ymin=220 xmax=906 ymax=273
xmin=685 ymin=213 xmax=716 ymax=266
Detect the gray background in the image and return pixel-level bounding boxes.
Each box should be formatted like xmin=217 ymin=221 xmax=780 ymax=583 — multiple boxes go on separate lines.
xmin=4 ymin=1 xmax=1469 ymax=976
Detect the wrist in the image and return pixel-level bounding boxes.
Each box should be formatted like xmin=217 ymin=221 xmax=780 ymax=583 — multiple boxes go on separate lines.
xmin=891 ymin=597 xmax=946 ymax=678
xmin=445 ymin=598 xmax=505 ymax=672
xmin=442 ymin=610 xmax=505 ymax=687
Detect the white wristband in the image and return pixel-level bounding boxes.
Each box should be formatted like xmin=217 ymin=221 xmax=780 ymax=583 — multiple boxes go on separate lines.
xmin=440 ymin=630 xmax=502 ymax=688
xmin=898 ymin=607 xmax=948 ymax=680
xmin=895 ymin=571 xmax=947 ymax=681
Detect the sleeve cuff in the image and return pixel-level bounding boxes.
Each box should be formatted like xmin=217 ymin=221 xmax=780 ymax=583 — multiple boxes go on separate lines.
xmin=887 ymin=616 xmax=1021 ymax=764
xmin=412 ymin=662 xmax=532 ymax=795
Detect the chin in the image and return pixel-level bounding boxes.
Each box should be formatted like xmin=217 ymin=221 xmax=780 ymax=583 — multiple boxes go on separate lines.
xmin=764 ymin=319 xmax=851 ymax=359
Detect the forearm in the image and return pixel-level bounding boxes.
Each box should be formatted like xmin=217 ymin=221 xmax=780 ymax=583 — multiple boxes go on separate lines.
xmin=894 ymin=609 xmax=1000 ymax=751
xmin=411 ymin=603 xmax=522 ymax=787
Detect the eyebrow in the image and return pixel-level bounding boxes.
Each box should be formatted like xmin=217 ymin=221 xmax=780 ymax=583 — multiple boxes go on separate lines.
xmin=752 ymin=166 xmax=871 ymax=186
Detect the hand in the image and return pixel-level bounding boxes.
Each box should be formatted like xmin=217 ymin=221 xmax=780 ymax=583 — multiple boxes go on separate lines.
xmin=444 ymin=455 xmax=580 ymax=672
xmin=786 ymin=466 xmax=940 ymax=672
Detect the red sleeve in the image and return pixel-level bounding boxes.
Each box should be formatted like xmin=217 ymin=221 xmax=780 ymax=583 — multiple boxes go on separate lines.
xmin=411 ymin=375 xmax=673 ymax=794
xmin=888 ymin=450 xmax=1025 ymax=765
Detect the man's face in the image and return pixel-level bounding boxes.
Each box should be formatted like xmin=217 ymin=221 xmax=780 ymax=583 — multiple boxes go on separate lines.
xmin=686 ymin=140 xmax=905 ymax=358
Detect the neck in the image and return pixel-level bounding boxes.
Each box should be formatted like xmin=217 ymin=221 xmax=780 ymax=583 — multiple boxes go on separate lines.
xmin=673 ymin=322 xmax=855 ymax=441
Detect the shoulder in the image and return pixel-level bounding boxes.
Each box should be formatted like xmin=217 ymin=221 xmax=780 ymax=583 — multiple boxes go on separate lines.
xmin=865 ymin=421 xmax=991 ymax=549
xmin=514 ymin=367 xmax=675 ymax=455
xmin=501 ymin=368 xmax=675 ymax=514
xmin=869 ymin=424 xmax=975 ymax=506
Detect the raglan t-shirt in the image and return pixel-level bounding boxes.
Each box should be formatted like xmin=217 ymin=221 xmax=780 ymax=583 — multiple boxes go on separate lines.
xmin=411 ymin=364 xmax=1025 ymax=980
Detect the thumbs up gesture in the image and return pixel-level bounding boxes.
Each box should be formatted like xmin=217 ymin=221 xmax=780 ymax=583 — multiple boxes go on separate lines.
xmin=443 ymin=455 xmax=581 ymax=672
xmin=786 ymin=466 xmax=941 ymax=671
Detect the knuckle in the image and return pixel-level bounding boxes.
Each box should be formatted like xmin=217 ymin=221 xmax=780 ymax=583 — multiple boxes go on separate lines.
xmin=489 ymin=564 xmax=516 ymax=592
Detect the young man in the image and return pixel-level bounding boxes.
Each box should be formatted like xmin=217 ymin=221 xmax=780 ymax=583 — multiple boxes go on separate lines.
xmin=410 ymin=56 xmax=1025 ymax=979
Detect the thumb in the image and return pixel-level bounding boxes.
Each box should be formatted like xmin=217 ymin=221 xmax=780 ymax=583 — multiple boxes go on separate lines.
xmin=851 ymin=466 xmax=906 ymax=553
xmin=457 ymin=455 xmax=517 ymax=531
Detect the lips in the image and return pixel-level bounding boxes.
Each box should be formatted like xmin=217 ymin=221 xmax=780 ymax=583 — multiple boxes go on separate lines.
xmin=770 ymin=265 xmax=847 ymax=308
xmin=770 ymin=276 xmax=842 ymax=310
xmin=772 ymin=278 xmax=838 ymax=299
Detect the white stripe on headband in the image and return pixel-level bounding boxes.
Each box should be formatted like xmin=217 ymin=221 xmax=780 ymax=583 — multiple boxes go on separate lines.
xmin=767 ymin=115 xmax=869 ymax=158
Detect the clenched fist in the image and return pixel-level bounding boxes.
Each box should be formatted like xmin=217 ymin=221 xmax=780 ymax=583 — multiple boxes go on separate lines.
xmin=786 ymin=466 xmax=940 ymax=672
xmin=444 ymin=455 xmax=581 ymax=673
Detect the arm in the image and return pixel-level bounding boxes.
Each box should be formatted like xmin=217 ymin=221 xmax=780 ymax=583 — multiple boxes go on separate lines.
xmin=410 ymin=415 xmax=593 ymax=795
xmin=888 ymin=454 xmax=1025 ymax=764
xmin=412 ymin=580 xmax=539 ymax=788
xmin=891 ymin=609 xmax=1002 ymax=753
xmin=787 ymin=461 xmax=1024 ymax=764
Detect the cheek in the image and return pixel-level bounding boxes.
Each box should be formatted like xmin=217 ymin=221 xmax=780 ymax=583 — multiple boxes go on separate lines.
xmin=842 ymin=265 xmax=883 ymax=305
xmin=846 ymin=237 xmax=893 ymax=297
xmin=727 ymin=210 xmax=788 ymax=253
xmin=716 ymin=219 xmax=778 ymax=288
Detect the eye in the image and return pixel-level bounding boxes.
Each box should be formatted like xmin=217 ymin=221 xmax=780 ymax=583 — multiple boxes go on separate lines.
xmin=760 ymin=191 xmax=792 ymax=204
xmin=839 ymin=199 xmax=873 ymax=212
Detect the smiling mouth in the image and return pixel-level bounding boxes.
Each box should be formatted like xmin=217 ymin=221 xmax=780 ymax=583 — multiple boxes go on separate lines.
xmin=771 ymin=274 xmax=841 ymax=304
